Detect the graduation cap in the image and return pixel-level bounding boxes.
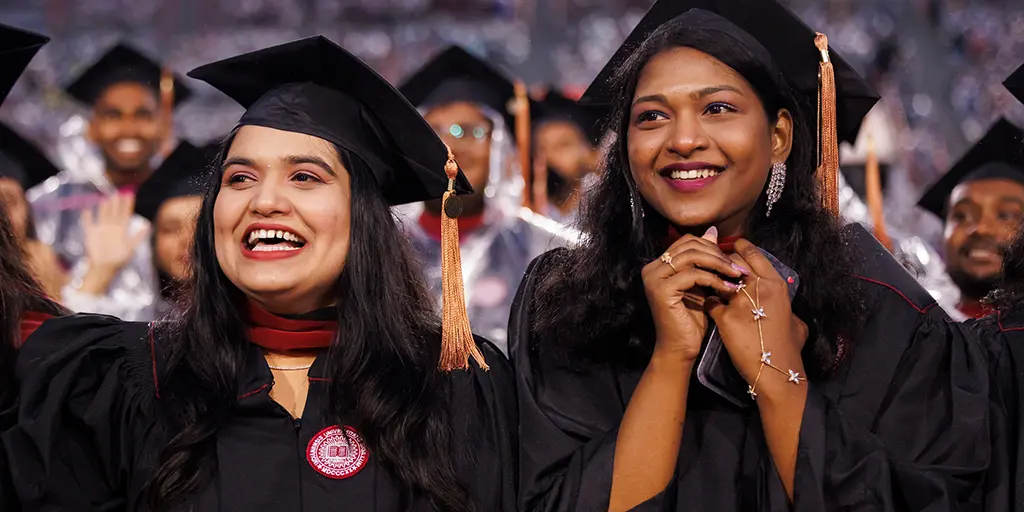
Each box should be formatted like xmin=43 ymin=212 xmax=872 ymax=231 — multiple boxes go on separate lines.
xmin=0 ymin=23 xmax=49 ymax=106
xmin=918 ymin=118 xmax=1024 ymax=219
xmin=533 ymin=89 xmax=607 ymax=145
xmin=1005 ymin=63 xmax=1024 ymax=104
xmin=134 ymin=140 xmax=217 ymax=222
xmin=0 ymin=122 xmax=61 ymax=192
xmin=64 ymin=42 xmax=192 ymax=108
xmin=579 ymin=0 xmax=879 ymax=215
xmin=399 ymin=46 xmax=524 ymax=139
xmin=187 ymin=35 xmax=483 ymax=372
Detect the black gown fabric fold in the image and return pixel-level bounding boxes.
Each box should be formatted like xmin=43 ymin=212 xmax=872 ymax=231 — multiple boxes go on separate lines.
xmin=967 ymin=311 xmax=1024 ymax=511
xmin=510 ymin=226 xmax=989 ymax=511
xmin=3 ymin=314 xmax=518 ymax=511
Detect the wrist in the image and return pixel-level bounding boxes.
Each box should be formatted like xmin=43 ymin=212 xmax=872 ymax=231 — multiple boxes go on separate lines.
xmin=649 ymin=346 xmax=697 ymax=372
xmin=753 ymin=372 xmax=808 ymax=411
xmin=79 ymin=264 xmax=119 ymax=294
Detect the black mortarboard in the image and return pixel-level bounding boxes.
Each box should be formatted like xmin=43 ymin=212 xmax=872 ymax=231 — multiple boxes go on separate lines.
xmin=188 ymin=36 xmax=471 ymax=206
xmin=64 ymin=42 xmax=192 ymax=108
xmin=1006 ymin=63 xmax=1024 ymax=104
xmin=917 ymin=118 xmax=1024 ymax=218
xmin=0 ymin=23 xmax=49 ymax=106
xmin=0 ymin=122 xmax=61 ymax=191
xmin=134 ymin=140 xmax=217 ymax=222
xmin=399 ymin=46 xmax=522 ymax=139
xmin=189 ymin=36 xmax=485 ymax=372
xmin=579 ymin=0 xmax=878 ymax=144
xmin=533 ymin=89 xmax=606 ymax=145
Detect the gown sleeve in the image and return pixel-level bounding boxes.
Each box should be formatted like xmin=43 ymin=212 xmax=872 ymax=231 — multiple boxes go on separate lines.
xmin=2 ymin=313 xmax=159 ymax=510
xmin=449 ymin=338 xmax=519 ymax=512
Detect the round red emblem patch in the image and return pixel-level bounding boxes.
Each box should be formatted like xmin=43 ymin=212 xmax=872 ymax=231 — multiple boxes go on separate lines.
xmin=306 ymin=425 xmax=369 ymax=480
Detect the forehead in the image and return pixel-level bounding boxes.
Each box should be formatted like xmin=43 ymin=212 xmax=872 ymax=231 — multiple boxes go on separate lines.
xmin=93 ymin=81 xmax=159 ymax=109
xmin=0 ymin=177 xmax=24 ymax=196
xmin=157 ymin=195 xmax=202 ymax=221
xmin=423 ymin=101 xmax=489 ymax=124
xmin=227 ymin=125 xmax=339 ymax=162
xmin=635 ymin=46 xmax=753 ymax=96
xmin=949 ymin=178 xmax=1024 ymax=206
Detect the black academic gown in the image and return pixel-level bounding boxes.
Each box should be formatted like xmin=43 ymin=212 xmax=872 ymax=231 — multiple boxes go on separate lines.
xmin=2 ymin=314 xmax=518 ymax=511
xmin=967 ymin=310 xmax=1024 ymax=511
xmin=511 ymin=225 xmax=989 ymax=511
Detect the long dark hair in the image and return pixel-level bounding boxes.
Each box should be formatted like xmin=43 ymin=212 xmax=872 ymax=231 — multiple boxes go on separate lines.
xmin=530 ymin=20 xmax=865 ymax=376
xmin=987 ymin=221 xmax=1024 ymax=314
xmin=146 ymin=134 xmax=471 ymax=511
xmin=0 ymin=201 xmax=65 ymax=408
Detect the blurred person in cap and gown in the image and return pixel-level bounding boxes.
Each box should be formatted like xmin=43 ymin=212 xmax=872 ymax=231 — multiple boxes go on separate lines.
xmin=0 ymin=22 xmax=68 ymax=512
xmin=132 ymin=140 xmax=218 ymax=317
xmin=0 ymin=123 xmax=67 ymax=299
xmin=962 ymin=63 xmax=1024 ymax=511
xmin=530 ymin=88 xmax=604 ymax=223
xmin=398 ymin=47 xmax=576 ymax=353
xmin=3 ymin=35 xmax=516 ymax=511
xmin=917 ymin=117 xmax=1024 ymax=320
xmin=837 ymin=103 xmax=966 ymax=319
xmin=27 ymin=42 xmax=193 ymax=321
xmin=510 ymin=0 xmax=989 ymax=510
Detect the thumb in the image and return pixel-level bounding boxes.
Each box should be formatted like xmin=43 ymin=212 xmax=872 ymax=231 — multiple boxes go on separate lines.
xmin=704 ymin=295 xmax=725 ymax=322
xmin=701 ymin=225 xmax=719 ymax=244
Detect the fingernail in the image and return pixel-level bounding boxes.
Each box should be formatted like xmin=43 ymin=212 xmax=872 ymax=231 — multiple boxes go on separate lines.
xmin=732 ymin=263 xmax=750 ymax=275
xmin=705 ymin=226 xmax=718 ymax=238
xmin=725 ymin=281 xmax=741 ymax=291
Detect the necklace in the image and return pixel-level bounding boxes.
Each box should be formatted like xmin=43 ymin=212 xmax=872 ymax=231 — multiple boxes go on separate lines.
xmin=267 ymin=363 xmax=313 ymax=371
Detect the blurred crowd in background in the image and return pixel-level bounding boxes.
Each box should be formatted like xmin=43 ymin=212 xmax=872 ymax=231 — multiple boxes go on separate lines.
xmin=2 ymin=0 xmax=1024 ymax=250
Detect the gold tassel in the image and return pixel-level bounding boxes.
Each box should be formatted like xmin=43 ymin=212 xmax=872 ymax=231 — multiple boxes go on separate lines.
xmin=438 ymin=144 xmax=489 ymax=372
xmin=513 ymin=80 xmax=532 ymax=210
xmin=815 ymin=33 xmax=840 ymax=217
xmin=864 ymin=135 xmax=893 ymax=251
xmin=158 ymin=67 xmax=175 ymax=159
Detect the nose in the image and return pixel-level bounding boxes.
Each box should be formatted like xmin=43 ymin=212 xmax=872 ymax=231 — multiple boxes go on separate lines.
xmin=665 ymin=112 xmax=711 ymax=158
xmin=250 ymin=179 xmax=292 ymax=218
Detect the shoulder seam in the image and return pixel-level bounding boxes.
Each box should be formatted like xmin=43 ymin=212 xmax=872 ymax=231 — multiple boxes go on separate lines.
xmin=854 ymin=275 xmax=937 ymax=315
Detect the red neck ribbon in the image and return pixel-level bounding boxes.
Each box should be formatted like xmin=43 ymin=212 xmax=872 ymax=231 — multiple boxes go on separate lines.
xmin=664 ymin=226 xmax=742 ymax=253
xmin=246 ymin=302 xmax=337 ymax=351
xmin=417 ymin=210 xmax=487 ymax=243
xmin=19 ymin=310 xmax=53 ymax=348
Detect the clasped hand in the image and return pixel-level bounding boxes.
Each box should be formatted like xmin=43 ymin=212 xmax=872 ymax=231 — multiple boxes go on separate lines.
xmin=643 ymin=228 xmax=807 ymax=397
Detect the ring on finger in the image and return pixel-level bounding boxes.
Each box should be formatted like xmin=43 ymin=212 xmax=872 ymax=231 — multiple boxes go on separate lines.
xmin=660 ymin=252 xmax=678 ymax=273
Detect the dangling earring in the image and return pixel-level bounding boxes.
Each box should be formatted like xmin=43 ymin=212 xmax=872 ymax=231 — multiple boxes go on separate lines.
xmin=766 ymin=161 xmax=786 ymax=217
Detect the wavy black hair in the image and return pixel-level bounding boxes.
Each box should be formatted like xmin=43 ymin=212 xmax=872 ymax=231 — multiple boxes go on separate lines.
xmin=145 ymin=133 xmax=471 ymax=511
xmin=987 ymin=221 xmax=1024 ymax=314
xmin=0 ymin=202 xmax=66 ymax=409
xmin=530 ymin=19 xmax=865 ymax=376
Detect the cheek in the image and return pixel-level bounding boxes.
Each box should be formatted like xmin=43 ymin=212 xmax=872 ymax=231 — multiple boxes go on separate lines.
xmin=212 ymin=194 xmax=244 ymax=248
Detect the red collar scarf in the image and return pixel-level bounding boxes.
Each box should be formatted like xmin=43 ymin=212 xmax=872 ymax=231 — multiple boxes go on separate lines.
xmin=246 ymin=302 xmax=337 ymax=351
xmin=664 ymin=226 xmax=742 ymax=253
xmin=418 ymin=210 xmax=486 ymax=243
xmin=19 ymin=311 xmax=54 ymax=348
xmin=958 ymin=300 xmax=994 ymax=320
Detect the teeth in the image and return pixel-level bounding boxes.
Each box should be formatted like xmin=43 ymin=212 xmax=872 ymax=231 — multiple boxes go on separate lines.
xmin=251 ymin=244 xmax=302 ymax=252
xmin=116 ymin=139 xmax=142 ymax=153
xmin=246 ymin=228 xmax=307 ymax=246
xmin=670 ymin=169 xmax=719 ymax=180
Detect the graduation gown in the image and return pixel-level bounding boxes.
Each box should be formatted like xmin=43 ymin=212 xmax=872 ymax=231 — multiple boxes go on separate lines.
xmin=511 ymin=225 xmax=989 ymax=511
xmin=3 ymin=314 xmax=518 ymax=511
xmin=967 ymin=311 xmax=1024 ymax=510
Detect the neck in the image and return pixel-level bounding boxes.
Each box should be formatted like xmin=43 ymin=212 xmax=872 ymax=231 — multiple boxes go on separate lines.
xmin=958 ymin=298 xmax=992 ymax=319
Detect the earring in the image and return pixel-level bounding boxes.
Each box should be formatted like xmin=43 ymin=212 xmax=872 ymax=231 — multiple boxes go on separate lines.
xmin=766 ymin=161 xmax=786 ymax=217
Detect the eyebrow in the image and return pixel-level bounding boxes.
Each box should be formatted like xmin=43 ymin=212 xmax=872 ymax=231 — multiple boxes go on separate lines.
xmin=221 ymin=155 xmax=338 ymax=177
xmin=998 ymin=196 xmax=1024 ymax=207
xmin=632 ymin=85 xmax=743 ymax=107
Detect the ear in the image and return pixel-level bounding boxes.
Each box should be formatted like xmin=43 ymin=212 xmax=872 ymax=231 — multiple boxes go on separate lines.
xmin=770 ymin=108 xmax=794 ymax=166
